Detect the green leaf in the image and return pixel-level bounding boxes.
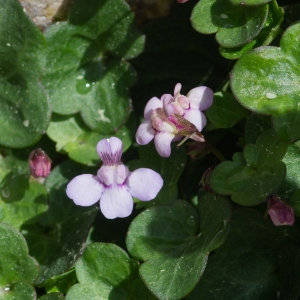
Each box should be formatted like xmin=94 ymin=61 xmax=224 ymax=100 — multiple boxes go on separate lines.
xmin=66 ymin=243 xmax=155 ymax=300
xmin=0 ymin=223 xmax=38 ymax=298
xmin=23 ymin=160 xmax=98 ymax=285
xmin=220 ymin=1 xmax=284 ymax=59
xmin=0 ymin=174 xmax=48 ymax=230
xmin=211 ymin=130 xmax=288 ymax=206
xmin=39 ymin=293 xmax=65 ymax=300
xmin=290 ymin=189 xmax=300 ymax=217
xmin=206 ymin=91 xmax=249 ymax=128
xmin=186 ymin=208 xmax=300 ymax=299
xmin=44 ymin=270 xmax=77 ymax=294
xmin=47 ymin=113 xmax=135 ymax=166
xmin=231 ymin=22 xmax=300 ymax=142
xmin=277 ymin=141 xmax=300 ymax=200
xmin=0 ymin=0 xmax=50 ymax=148
xmin=191 ymin=0 xmax=268 ymax=48
xmin=42 ymin=0 xmax=144 ymax=134
xmin=243 ymin=129 xmax=288 ymax=166
xmin=229 ymin=0 xmax=272 ymax=6
xmin=126 ymin=196 xmax=231 ymax=300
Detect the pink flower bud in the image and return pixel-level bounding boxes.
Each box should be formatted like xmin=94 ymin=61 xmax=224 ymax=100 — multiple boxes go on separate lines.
xmin=28 ymin=148 xmax=52 ymax=178
xmin=177 ymin=0 xmax=189 ymax=3
xmin=267 ymin=194 xmax=295 ymax=226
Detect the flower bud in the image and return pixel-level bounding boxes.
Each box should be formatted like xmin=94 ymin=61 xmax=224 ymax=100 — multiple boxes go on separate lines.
xmin=28 ymin=148 xmax=52 ymax=178
xmin=267 ymin=194 xmax=295 ymax=226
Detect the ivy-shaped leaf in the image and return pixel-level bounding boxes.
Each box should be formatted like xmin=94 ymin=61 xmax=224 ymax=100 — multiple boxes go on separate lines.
xmin=42 ymin=0 xmax=144 ymax=134
xmin=0 ymin=173 xmax=48 ymax=230
xmin=66 ymin=243 xmax=155 ymax=300
xmin=231 ymin=22 xmax=300 ymax=143
xmin=191 ymin=0 xmax=269 ymax=48
xmin=0 ymin=0 xmax=50 ymax=148
xmin=126 ymin=195 xmax=231 ymax=300
xmin=0 ymin=223 xmax=38 ymax=299
xmin=210 ymin=129 xmax=288 ymax=205
xmin=220 ymin=0 xmax=284 ymax=60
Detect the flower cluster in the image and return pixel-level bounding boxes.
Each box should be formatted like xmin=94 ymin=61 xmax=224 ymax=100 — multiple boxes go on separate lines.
xmin=66 ymin=137 xmax=163 ymax=219
xmin=136 ymin=83 xmax=213 ymax=157
xmin=67 ymin=83 xmax=212 ymax=219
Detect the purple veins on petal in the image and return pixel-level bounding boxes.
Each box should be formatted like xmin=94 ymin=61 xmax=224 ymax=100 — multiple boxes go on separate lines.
xmin=127 ymin=168 xmax=163 ymax=201
xmin=66 ymin=174 xmax=103 ymax=206
xmin=97 ymin=136 xmax=123 ymax=165
xmin=100 ymin=186 xmax=134 ymax=219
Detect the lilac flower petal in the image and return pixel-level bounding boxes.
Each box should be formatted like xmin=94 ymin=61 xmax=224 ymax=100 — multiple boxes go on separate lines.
xmin=127 ymin=168 xmax=163 ymax=201
xmin=184 ymin=109 xmax=207 ymax=131
xmin=136 ymin=120 xmax=155 ymax=145
xmin=66 ymin=174 xmax=103 ymax=206
xmin=96 ymin=137 xmax=123 ymax=164
xmin=154 ymin=131 xmax=175 ymax=157
xmin=174 ymin=83 xmax=182 ymax=96
xmin=161 ymin=94 xmax=173 ymax=106
xmin=100 ymin=186 xmax=133 ymax=219
xmin=144 ymin=97 xmax=163 ymax=119
xmin=187 ymin=86 xmax=213 ymax=111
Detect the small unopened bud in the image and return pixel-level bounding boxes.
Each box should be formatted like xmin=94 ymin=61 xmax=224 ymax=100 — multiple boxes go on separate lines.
xmin=28 ymin=148 xmax=52 ymax=178
xmin=267 ymin=194 xmax=295 ymax=226
xmin=177 ymin=0 xmax=189 ymax=3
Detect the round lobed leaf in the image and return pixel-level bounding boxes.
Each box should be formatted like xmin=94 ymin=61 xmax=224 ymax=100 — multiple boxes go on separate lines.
xmin=191 ymin=0 xmax=269 ymax=48
xmin=126 ymin=196 xmax=231 ymax=300
xmin=231 ymin=22 xmax=300 ymax=142
xmin=0 ymin=0 xmax=50 ymax=148
xmin=211 ymin=130 xmax=288 ymax=206
xmin=66 ymin=243 xmax=155 ymax=300
xmin=0 ymin=223 xmax=38 ymax=298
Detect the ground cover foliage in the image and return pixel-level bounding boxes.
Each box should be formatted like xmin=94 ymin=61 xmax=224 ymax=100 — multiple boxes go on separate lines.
xmin=1 ymin=0 xmax=300 ymax=299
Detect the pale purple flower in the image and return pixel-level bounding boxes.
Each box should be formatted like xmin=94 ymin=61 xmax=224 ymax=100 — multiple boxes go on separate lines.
xmin=267 ymin=194 xmax=295 ymax=226
xmin=66 ymin=137 xmax=163 ymax=219
xmin=136 ymin=83 xmax=213 ymax=157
